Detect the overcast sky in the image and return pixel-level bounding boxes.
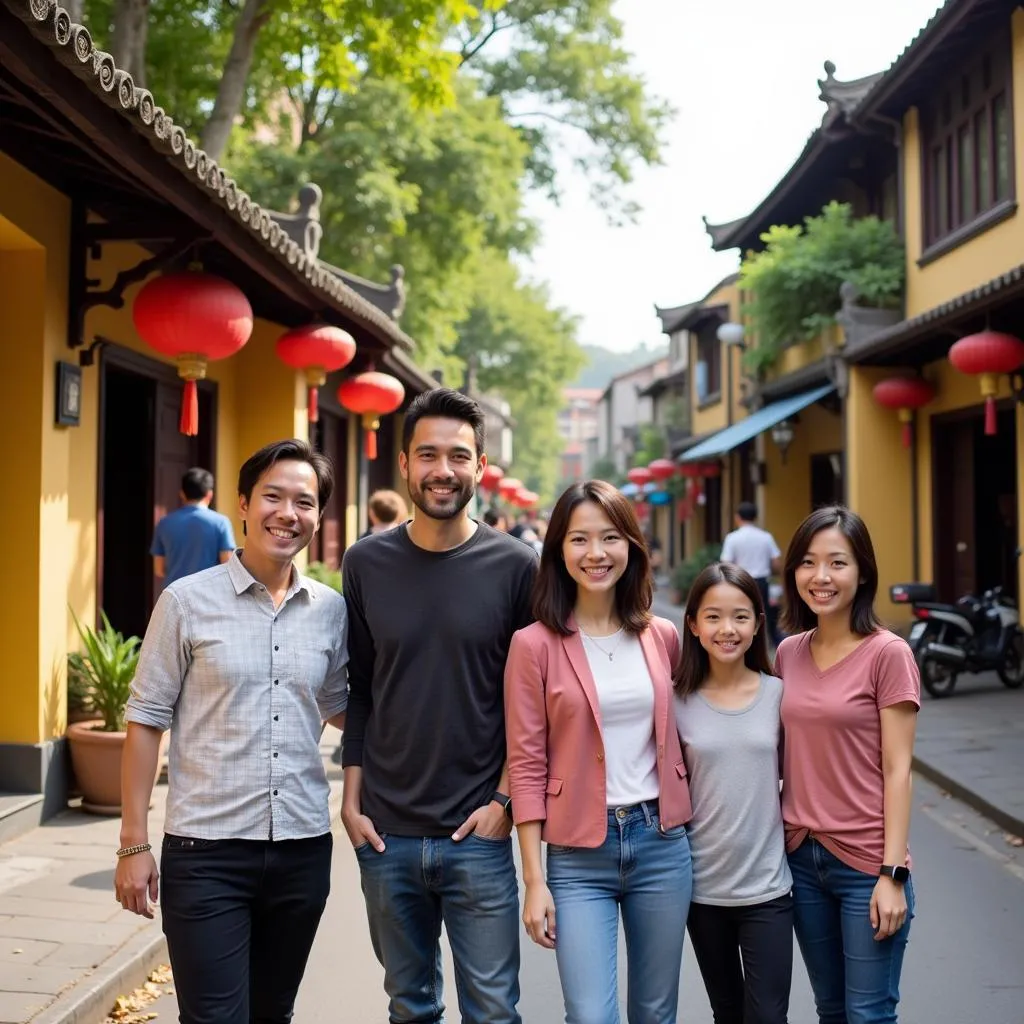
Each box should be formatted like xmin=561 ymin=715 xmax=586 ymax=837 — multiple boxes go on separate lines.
xmin=521 ymin=0 xmax=943 ymax=352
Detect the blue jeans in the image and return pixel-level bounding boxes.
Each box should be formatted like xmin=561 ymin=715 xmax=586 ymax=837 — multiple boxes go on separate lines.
xmin=546 ymin=801 xmax=693 ymax=1024
xmin=355 ymin=833 xmax=521 ymax=1024
xmin=789 ymin=839 xmax=915 ymax=1024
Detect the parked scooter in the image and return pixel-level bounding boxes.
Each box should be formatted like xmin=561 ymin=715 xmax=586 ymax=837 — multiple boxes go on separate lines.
xmin=890 ymin=561 xmax=1024 ymax=698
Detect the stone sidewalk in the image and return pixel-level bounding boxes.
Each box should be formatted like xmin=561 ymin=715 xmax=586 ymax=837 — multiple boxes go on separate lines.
xmin=0 ymin=727 xmax=344 ymax=1024
xmin=2 ymin=670 xmax=1023 ymax=1024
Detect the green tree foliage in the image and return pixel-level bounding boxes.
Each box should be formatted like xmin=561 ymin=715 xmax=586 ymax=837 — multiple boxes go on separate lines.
xmin=458 ymin=0 xmax=673 ymax=220
xmin=455 ymin=251 xmax=584 ymax=498
xmin=740 ymin=202 xmax=905 ymax=375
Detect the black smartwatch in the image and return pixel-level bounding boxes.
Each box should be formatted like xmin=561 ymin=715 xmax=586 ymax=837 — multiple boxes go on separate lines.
xmin=492 ymin=791 xmax=513 ymax=821
xmin=879 ymin=864 xmax=909 ymax=884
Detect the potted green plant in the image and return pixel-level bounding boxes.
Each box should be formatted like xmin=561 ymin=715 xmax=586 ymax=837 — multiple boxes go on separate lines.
xmin=65 ymin=611 xmax=152 ymax=815
xmin=66 ymin=649 xmax=101 ymax=725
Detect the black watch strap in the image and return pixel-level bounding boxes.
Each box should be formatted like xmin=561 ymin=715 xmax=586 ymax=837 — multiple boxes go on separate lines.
xmin=492 ymin=791 xmax=513 ymax=820
xmin=879 ymin=864 xmax=909 ymax=883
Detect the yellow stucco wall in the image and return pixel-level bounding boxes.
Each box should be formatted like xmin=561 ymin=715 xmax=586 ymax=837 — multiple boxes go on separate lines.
xmin=689 ymin=283 xmax=742 ymax=437
xmin=761 ymin=401 xmax=844 ymax=555
xmin=903 ymin=9 xmax=1024 ymax=316
xmin=0 ymin=152 xmax=313 ymax=746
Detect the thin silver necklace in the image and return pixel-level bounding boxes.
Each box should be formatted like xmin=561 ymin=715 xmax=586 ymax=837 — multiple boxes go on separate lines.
xmin=580 ymin=626 xmax=625 ymax=662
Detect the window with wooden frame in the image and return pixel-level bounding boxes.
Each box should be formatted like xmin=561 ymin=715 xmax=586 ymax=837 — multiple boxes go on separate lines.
xmin=694 ymin=324 xmax=722 ymax=404
xmin=922 ymin=35 xmax=1014 ymax=249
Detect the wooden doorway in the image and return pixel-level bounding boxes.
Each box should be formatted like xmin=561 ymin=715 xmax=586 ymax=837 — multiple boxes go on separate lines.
xmin=310 ymin=409 xmax=348 ymax=569
xmin=99 ymin=346 xmax=216 ymax=639
xmin=932 ymin=404 xmax=1018 ymax=602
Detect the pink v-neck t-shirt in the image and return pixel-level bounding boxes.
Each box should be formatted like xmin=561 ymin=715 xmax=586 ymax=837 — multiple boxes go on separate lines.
xmin=775 ymin=629 xmax=921 ymax=876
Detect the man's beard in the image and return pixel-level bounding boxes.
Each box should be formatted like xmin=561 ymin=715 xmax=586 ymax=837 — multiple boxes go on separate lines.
xmin=408 ymin=479 xmax=474 ymax=521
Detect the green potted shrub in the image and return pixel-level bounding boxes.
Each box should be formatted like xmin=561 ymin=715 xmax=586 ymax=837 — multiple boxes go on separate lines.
xmin=669 ymin=543 xmax=722 ymax=607
xmin=66 ymin=649 xmax=101 ymax=725
xmin=305 ymin=560 xmax=342 ymax=593
xmin=65 ymin=611 xmax=152 ymax=815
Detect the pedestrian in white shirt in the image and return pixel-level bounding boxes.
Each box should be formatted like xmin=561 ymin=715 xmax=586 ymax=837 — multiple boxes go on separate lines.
xmin=720 ymin=502 xmax=784 ymax=646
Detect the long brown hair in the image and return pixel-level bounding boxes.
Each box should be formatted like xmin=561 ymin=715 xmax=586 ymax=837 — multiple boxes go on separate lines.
xmin=532 ymin=480 xmax=653 ymax=636
xmin=674 ymin=562 xmax=773 ymax=697
xmin=780 ymin=505 xmax=882 ymax=636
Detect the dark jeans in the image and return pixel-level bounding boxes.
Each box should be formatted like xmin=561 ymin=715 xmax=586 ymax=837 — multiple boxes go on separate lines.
xmin=789 ymin=840 xmax=914 ymax=1024
xmin=754 ymin=577 xmax=784 ymax=648
xmin=687 ymin=894 xmax=793 ymax=1024
xmin=160 ymin=832 xmax=332 ymax=1024
xmin=356 ymin=833 xmax=521 ymax=1024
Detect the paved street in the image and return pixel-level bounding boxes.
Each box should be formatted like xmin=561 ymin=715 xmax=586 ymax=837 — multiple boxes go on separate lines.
xmin=110 ymin=772 xmax=1024 ymax=1024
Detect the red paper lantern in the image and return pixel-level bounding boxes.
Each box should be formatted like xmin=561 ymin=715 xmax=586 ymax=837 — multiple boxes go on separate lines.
xmin=517 ymin=490 xmax=540 ymax=508
xmin=276 ymin=325 xmax=356 ymax=424
xmin=627 ymin=466 xmax=653 ymax=487
xmin=679 ymin=463 xmax=702 ymax=479
xmin=132 ymin=270 xmax=253 ymax=435
xmin=480 ymin=464 xmax=505 ymax=492
xmin=872 ymin=376 xmax=935 ymax=447
xmin=647 ymin=458 xmax=677 ymax=481
xmin=337 ymin=371 xmax=405 ymax=460
xmin=498 ymin=477 xmax=523 ymax=502
xmin=698 ymin=462 xmax=721 ymax=478
xmin=948 ymin=330 xmax=1024 ymax=435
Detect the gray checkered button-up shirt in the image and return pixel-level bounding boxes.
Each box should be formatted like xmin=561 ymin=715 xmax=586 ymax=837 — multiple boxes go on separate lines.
xmin=126 ymin=552 xmax=348 ymax=841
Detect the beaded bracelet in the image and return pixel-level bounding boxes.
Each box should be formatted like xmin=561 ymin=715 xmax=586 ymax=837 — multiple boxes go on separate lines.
xmin=115 ymin=843 xmax=152 ymax=859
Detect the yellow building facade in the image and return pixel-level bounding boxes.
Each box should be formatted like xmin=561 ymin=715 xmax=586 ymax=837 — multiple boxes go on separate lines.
xmin=0 ymin=0 xmax=427 ymax=823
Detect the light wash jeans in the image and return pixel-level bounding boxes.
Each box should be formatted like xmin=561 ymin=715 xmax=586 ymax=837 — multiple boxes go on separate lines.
xmin=789 ymin=839 xmax=915 ymax=1024
xmin=355 ymin=833 xmax=521 ymax=1024
xmin=546 ymin=801 xmax=693 ymax=1024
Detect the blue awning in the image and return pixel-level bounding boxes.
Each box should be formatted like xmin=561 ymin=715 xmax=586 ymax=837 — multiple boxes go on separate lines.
xmin=679 ymin=384 xmax=835 ymax=463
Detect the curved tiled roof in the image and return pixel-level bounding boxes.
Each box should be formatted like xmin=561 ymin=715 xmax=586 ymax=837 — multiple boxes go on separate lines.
xmin=7 ymin=0 xmax=415 ymax=352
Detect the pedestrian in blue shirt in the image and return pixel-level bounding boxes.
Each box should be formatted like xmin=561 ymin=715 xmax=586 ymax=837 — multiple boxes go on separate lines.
xmin=151 ymin=467 xmax=236 ymax=586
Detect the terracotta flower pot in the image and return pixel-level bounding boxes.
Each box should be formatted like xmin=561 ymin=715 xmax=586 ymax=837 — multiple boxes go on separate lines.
xmin=67 ymin=720 xmax=162 ymax=815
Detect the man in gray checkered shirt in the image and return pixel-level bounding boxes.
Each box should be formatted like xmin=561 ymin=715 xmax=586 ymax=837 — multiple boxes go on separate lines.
xmin=114 ymin=438 xmax=348 ymax=1024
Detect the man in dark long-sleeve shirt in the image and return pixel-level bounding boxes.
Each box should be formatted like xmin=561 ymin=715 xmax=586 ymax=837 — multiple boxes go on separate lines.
xmin=342 ymin=388 xmax=536 ymax=1024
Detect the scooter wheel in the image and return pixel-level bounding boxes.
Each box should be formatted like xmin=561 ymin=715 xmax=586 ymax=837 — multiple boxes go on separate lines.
xmin=920 ymin=657 xmax=958 ymax=698
xmin=998 ymin=632 xmax=1024 ymax=689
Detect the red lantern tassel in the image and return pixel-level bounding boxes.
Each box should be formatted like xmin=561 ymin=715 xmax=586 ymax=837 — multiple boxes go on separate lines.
xmin=364 ymin=429 xmax=378 ymax=460
xmin=308 ymin=387 xmax=319 ymax=424
xmin=180 ymin=379 xmax=199 ymax=436
xmin=984 ymin=395 xmax=997 ymax=436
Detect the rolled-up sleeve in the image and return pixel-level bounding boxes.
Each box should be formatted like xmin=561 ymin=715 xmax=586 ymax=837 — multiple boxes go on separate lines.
xmin=504 ymin=630 xmax=549 ymax=825
xmin=317 ymin=596 xmax=349 ymax=720
xmin=125 ymin=589 xmax=189 ymax=731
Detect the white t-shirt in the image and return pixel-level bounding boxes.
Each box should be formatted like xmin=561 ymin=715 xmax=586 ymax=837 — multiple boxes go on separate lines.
xmin=580 ymin=630 xmax=659 ymax=806
xmin=720 ymin=523 xmax=781 ymax=579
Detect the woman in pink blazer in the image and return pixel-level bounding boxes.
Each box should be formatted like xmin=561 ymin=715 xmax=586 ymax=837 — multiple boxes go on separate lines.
xmin=505 ymin=480 xmax=693 ymax=1024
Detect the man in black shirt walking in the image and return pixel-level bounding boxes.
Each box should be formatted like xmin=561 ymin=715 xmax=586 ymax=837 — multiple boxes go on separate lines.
xmin=341 ymin=388 xmax=537 ymax=1024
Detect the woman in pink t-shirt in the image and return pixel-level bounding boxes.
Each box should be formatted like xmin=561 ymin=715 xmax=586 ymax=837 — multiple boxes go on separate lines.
xmin=774 ymin=505 xmax=920 ymax=1024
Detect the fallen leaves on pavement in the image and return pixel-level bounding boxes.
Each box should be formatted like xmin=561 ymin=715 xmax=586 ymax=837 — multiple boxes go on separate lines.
xmin=102 ymin=964 xmax=175 ymax=1023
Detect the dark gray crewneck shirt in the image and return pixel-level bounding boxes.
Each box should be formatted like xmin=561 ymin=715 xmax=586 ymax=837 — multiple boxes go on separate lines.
xmin=341 ymin=521 xmax=537 ymax=835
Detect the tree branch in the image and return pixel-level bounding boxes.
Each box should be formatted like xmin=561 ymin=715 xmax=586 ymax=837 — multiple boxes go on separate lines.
xmin=459 ymin=12 xmax=515 ymax=66
xmin=507 ymin=109 xmax=591 ymax=134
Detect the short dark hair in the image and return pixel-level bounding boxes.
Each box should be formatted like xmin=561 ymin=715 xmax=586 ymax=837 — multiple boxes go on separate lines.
xmin=402 ymin=388 xmax=486 ymax=457
xmin=237 ymin=439 xmax=334 ymax=511
xmin=532 ymin=480 xmax=652 ymax=636
xmin=674 ymin=562 xmax=773 ymax=697
xmin=368 ymin=489 xmax=407 ymax=525
xmin=181 ymin=467 xmax=214 ymax=501
xmin=780 ymin=504 xmax=882 ymax=636
xmin=482 ymin=506 xmax=502 ymax=528
xmin=736 ymin=501 xmax=757 ymax=522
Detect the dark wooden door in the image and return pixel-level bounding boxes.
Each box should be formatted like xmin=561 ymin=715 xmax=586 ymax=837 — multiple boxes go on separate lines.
xmin=310 ymin=409 xmax=347 ymax=568
xmin=934 ymin=418 xmax=976 ymax=600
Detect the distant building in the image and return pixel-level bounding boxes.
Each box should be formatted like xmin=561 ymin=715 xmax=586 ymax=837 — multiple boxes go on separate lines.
xmin=596 ymin=358 xmax=670 ymax=474
xmin=558 ymin=387 xmax=602 ymax=481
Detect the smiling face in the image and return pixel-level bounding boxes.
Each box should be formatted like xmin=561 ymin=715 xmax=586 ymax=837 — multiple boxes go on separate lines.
xmin=688 ymin=581 xmax=759 ymax=666
xmin=238 ymin=458 xmax=320 ymax=565
xmin=561 ymin=500 xmax=630 ymax=597
xmin=794 ymin=526 xmax=861 ymax=622
xmin=400 ymin=416 xmax=484 ymax=521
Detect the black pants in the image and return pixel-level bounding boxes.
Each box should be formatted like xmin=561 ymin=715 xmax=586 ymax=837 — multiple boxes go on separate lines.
xmin=754 ymin=577 xmax=784 ymax=648
xmin=160 ymin=832 xmax=332 ymax=1024
xmin=687 ymin=894 xmax=794 ymax=1024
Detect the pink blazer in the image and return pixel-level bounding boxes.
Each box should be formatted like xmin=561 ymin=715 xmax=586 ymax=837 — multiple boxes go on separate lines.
xmin=504 ymin=615 xmax=692 ymax=848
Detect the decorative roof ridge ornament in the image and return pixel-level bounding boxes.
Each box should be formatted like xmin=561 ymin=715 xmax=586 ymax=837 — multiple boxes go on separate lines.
xmin=701 ymin=214 xmax=750 ymax=249
xmin=265 ymin=183 xmax=323 ymax=261
xmin=319 ymin=261 xmax=406 ymax=322
xmin=817 ymin=60 xmax=886 ymax=123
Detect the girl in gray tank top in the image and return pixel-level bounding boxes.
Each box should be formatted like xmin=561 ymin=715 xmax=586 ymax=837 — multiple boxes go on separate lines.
xmin=674 ymin=562 xmax=793 ymax=1024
